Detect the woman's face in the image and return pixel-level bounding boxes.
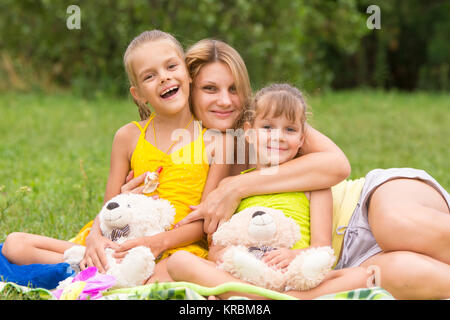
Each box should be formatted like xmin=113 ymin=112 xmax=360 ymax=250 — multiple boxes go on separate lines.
xmin=191 ymin=62 xmax=243 ymax=131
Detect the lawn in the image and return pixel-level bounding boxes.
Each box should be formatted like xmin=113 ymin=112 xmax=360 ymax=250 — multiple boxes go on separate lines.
xmin=0 ymin=90 xmax=449 ymax=243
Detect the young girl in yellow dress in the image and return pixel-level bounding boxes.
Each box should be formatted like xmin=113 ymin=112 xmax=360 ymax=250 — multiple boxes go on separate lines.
xmin=1 ymin=30 xmax=229 ymax=282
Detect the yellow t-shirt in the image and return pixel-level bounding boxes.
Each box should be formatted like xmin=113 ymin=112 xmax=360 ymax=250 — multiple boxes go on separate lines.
xmin=236 ymin=192 xmax=311 ymax=249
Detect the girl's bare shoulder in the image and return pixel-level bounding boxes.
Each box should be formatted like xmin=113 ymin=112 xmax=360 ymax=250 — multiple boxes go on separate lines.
xmin=111 ymin=121 xmax=143 ymax=155
xmin=114 ymin=121 xmax=142 ymax=140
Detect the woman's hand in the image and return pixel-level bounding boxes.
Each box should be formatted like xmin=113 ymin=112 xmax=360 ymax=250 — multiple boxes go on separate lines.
xmin=119 ymin=170 xmax=146 ymax=194
xmin=175 ymin=176 xmax=242 ymax=234
xmin=80 ymin=233 xmax=120 ymax=274
xmin=262 ymin=248 xmax=298 ymax=270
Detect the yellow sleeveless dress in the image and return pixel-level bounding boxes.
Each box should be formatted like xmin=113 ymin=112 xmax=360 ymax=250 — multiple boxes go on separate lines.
xmin=71 ymin=115 xmax=210 ymax=260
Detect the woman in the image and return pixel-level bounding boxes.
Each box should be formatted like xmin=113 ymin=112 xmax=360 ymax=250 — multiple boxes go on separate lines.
xmin=121 ymin=39 xmax=450 ymax=299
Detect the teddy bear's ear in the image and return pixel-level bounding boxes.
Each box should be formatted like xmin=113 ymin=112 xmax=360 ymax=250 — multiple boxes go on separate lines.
xmin=212 ymin=210 xmax=253 ymax=246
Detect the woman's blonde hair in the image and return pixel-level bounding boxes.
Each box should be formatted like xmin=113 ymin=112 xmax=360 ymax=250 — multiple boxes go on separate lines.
xmin=245 ymin=83 xmax=310 ymax=133
xmin=123 ymin=30 xmax=184 ymax=120
xmin=185 ymin=39 xmax=251 ymax=128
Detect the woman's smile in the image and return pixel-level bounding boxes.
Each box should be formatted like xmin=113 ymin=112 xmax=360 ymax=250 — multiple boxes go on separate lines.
xmin=210 ymin=109 xmax=236 ymax=119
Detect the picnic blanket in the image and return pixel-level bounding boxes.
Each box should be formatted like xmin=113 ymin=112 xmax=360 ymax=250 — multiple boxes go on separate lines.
xmin=102 ymin=282 xmax=394 ymax=300
xmin=0 ymin=280 xmax=394 ymax=300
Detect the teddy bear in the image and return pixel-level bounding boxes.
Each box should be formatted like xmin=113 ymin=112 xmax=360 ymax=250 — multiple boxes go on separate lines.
xmin=212 ymin=206 xmax=336 ymax=292
xmin=63 ymin=193 xmax=175 ymax=288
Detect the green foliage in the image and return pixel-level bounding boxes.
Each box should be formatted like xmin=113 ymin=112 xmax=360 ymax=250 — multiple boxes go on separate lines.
xmin=2 ymin=1 xmax=447 ymax=92
xmin=332 ymin=0 xmax=450 ymax=91
xmin=0 ymin=0 xmax=367 ymax=94
xmin=417 ymin=2 xmax=450 ymax=91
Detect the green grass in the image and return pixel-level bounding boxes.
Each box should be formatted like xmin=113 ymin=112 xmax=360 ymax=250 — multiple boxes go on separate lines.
xmin=0 ymin=89 xmax=449 ymax=244
xmin=0 ymin=92 xmax=137 ymax=241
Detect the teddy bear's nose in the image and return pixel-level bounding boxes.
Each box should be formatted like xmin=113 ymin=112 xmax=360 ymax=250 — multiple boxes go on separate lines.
xmin=252 ymin=211 xmax=266 ymax=218
xmin=106 ymin=202 xmax=119 ymax=210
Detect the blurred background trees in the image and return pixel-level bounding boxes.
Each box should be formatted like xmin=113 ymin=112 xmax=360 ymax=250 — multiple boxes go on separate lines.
xmin=0 ymin=0 xmax=448 ymax=96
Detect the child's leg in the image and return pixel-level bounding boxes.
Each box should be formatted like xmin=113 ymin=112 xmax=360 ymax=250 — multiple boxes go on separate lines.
xmin=144 ymin=257 xmax=174 ymax=283
xmin=285 ymin=267 xmax=370 ymax=299
xmin=2 ymin=232 xmax=76 ymax=265
xmin=166 ymin=250 xmax=269 ymax=299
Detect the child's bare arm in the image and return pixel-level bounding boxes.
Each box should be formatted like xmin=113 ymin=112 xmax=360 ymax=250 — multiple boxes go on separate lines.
xmin=103 ymin=123 xmax=138 ymax=202
xmin=82 ymin=124 xmax=137 ymax=272
xmin=263 ymin=188 xmax=333 ymax=269
xmin=308 ymin=188 xmax=333 ymax=248
xmin=196 ymin=132 xmax=233 ymax=235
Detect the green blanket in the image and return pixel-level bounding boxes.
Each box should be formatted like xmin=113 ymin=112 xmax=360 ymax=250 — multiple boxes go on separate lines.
xmin=0 ymin=281 xmax=394 ymax=300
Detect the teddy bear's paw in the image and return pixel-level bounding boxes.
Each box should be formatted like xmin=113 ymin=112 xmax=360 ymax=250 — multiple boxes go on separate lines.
xmin=285 ymin=246 xmax=335 ymax=291
xmin=299 ymin=246 xmax=335 ymax=279
xmin=220 ymin=247 xmax=262 ymax=279
xmin=63 ymin=245 xmax=86 ymax=274
xmin=233 ymin=247 xmax=268 ymax=277
xmin=219 ymin=246 xmax=285 ymax=291
xmin=109 ymin=246 xmax=155 ymax=288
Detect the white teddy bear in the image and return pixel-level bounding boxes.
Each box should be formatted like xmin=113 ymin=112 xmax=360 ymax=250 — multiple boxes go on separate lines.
xmin=63 ymin=193 xmax=175 ymax=288
xmin=213 ymin=206 xmax=335 ymax=291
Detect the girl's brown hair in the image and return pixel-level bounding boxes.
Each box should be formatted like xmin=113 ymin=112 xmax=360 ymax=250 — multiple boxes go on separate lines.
xmin=245 ymin=83 xmax=310 ymax=133
xmin=185 ymin=39 xmax=251 ymax=128
xmin=123 ymin=30 xmax=184 ymax=120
